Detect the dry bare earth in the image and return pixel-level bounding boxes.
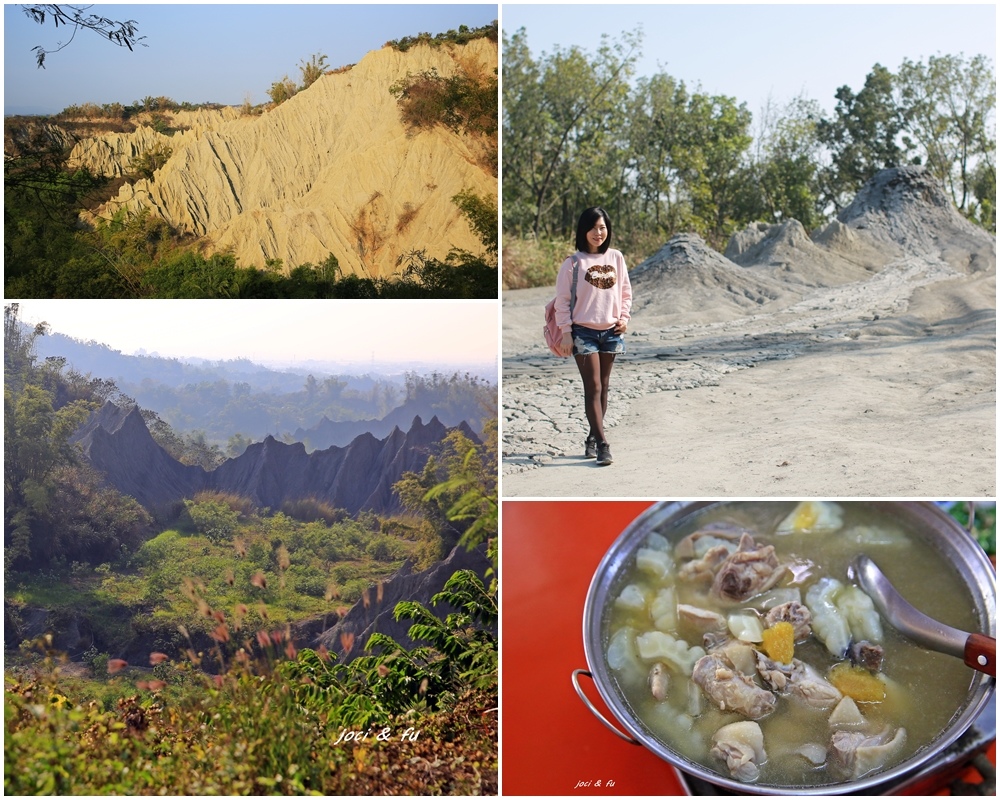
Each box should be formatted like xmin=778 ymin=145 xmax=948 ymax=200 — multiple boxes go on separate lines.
xmin=69 ymin=40 xmax=497 ymax=279
xmin=501 ymin=167 xmax=996 ymax=497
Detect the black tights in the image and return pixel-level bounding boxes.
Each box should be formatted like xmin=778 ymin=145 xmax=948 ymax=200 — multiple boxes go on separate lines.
xmin=575 ymin=352 xmax=616 ymax=443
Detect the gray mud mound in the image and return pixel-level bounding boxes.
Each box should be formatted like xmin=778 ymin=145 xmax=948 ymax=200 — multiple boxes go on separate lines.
xmin=726 ymin=218 xmax=880 ymax=286
xmin=838 ymin=165 xmax=996 ymax=273
xmin=631 ymin=233 xmax=788 ymax=321
xmin=811 ymin=218 xmax=903 ymax=269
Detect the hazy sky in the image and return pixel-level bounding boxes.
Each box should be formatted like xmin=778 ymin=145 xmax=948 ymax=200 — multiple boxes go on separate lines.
xmin=14 ymin=300 xmax=499 ymax=367
xmin=4 ymin=3 xmax=499 ymax=115
xmin=502 ymin=3 xmax=996 ymax=118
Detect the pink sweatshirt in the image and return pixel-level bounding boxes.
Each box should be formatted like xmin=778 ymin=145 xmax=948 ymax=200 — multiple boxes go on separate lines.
xmin=554 ymin=249 xmax=633 ymax=333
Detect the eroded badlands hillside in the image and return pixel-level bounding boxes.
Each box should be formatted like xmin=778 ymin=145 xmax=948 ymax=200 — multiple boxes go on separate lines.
xmin=69 ymin=39 xmax=497 ymax=278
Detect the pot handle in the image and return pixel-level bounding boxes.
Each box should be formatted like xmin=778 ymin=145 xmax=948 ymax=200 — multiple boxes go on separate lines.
xmin=571 ymin=669 xmax=641 ymax=746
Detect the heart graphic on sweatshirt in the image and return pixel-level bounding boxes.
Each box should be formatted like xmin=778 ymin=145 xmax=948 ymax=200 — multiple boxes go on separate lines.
xmin=585 ymin=264 xmax=617 ymax=290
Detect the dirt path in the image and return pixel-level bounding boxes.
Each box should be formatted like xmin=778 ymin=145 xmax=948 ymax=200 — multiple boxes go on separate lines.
xmin=501 ymin=258 xmax=995 ymax=497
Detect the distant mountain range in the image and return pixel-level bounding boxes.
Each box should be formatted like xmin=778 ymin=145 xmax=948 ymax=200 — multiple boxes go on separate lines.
xmin=72 ymin=401 xmax=477 ymax=515
xmin=32 ymin=329 xmax=494 ymax=445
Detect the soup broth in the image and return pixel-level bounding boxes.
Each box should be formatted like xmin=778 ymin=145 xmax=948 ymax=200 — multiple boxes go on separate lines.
xmin=603 ymin=502 xmax=981 ymax=789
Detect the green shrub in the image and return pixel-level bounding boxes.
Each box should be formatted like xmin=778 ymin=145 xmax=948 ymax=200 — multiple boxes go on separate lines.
xmin=127 ymin=142 xmax=172 ymax=180
xmin=183 ymin=499 xmax=238 ymax=543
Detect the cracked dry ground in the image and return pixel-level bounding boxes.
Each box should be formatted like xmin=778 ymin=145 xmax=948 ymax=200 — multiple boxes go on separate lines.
xmin=501 ymin=256 xmax=994 ymax=495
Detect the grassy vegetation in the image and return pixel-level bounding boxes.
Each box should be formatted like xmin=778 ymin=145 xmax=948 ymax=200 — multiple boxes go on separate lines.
xmin=5 ymin=504 xmax=439 ymax=664
xmin=5 ymin=504 xmax=497 ymax=794
xmin=6 ymin=568 xmax=497 ymax=794
xmin=386 ymin=21 xmax=498 ymax=52
xmin=944 ymin=502 xmax=996 ymax=557
xmin=500 ymin=235 xmax=569 ymax=290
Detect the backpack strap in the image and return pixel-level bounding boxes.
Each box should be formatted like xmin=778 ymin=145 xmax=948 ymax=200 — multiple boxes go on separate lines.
xmin=569 ymin=255 xmax=579 ymax=323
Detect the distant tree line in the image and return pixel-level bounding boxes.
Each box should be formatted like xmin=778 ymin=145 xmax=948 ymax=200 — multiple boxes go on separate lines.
xmin=387 ymin=21 xmax=498 ymax=52
xmin=503 ymin=27 xmax=996 ymax=263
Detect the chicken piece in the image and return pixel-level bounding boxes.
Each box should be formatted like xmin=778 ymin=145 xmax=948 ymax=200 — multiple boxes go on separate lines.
xmin=765 ymin=601 xmax=813 ymax=640
xmin=711 ymin=720 xmax=767 ymax=782
xmin=648 ymin=662 xmax=670 ymax=701
xmin=829 ymin=727 xmax=907 ymax=779
xmin=675 ymin=523 xmax=748 ymax=559
xmin=678 ymin=544 xmax=731 ymax=584
xmin=702 ymin=630 xmax=731 ymax=651
xmin=849 ymin=640 xmax=884 ymax=672
xmin=754 ymin=651 xmax=795 ymax=692
xmin=754 ymin=653 xmax=842 ymax=708
xmin=711 ymin=533 xmax=786 ymax=602
xmin=692 ymin=653 xmax=776 ymax=719
xmin=788 ymin=660 xmax=843 ymax=709
xmin=677 ymin=603 xmax=728 ymax=633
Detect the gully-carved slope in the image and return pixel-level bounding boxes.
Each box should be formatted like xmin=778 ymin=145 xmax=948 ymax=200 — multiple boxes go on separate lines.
xmin=71 ymin=39 xmax=496 ymax=278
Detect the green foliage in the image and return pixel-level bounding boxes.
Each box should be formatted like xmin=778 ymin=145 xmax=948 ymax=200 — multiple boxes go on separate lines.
xmin=392 ymin=66 xmax=497 ymax=139
xmin=4 ymin=307 xmax=159 ymax=570
xmin=502 ymin=26 xmax=642 ymax=240
xmin=4 ymin=487 xmax=499 ymax=790
xmin=142 ymin=412 xmax=225 ymax=469
xmin=299 ymin=53 xmax=328 ymax=89
xmin=500 ymin=234 xmax=569 ymax=290
xmin=895 ymin=53 xmax=996 ymax=228
xmin=267 ymin=75 xmax=297 ymax=107
xmin=394 ymin=419 xmax=497 ymax=567
xmin=503 ymin=28 xmax=997 ymax=264
xmin=127 ymin=142 xmax=173 ymax=180
xmin=452 ymin=190 xmax=498 ymax=256
xmin=817 ymin=64 xmax=909 ymax=211
xmin=387 ymin=21 xmax=498 ymax=52
xmin=944 ymin=502 xmax=996 ymax=557
xmin=183 ymin=498 xmax=239 ymax=543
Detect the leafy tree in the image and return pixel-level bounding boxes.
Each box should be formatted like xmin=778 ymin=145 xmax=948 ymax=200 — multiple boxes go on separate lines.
xmin=184 ymin=497 xmax=240 ymax=543
xmin=20 ymin=4 xmax=146 ymax=68
xmin=622 ymin=72 xmax=692 ymax=240
xmin=969 ymin=159 xmax=996 ymax=233
xmin=452 ymin=189 xmax=498 ymax=256
xmin=298 ymin=53 xmax=328 ymax=89
xmin=817 ymin=64 xmax=909 ymax=211
xmin=670 ymin=92 xmax=753 ymax=246
xmin=742 ymin=94 xmax=825 ymax=229
xmin=267 ymin=75 xmax=298 ymax=107
xmin=501 ymin=27 xmax=641 ymax=238
xmin=895 ymin=53 xmax=996 ymax=223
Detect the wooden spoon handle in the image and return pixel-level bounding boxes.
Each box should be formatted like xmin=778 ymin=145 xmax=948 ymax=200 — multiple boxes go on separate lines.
xmin=964 ymin=633 xmax=996 ymax=677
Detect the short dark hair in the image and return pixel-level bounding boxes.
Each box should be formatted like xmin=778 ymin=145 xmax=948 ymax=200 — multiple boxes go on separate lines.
xmin=575 ymin=207 xmax=612 ymax=254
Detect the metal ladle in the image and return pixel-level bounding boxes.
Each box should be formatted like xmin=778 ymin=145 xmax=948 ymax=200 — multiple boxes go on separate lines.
xmin=849 ymin=555 xmax=996 ymax=677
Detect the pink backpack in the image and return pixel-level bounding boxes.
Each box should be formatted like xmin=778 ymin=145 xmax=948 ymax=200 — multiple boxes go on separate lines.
xmin=543 ymin=257 xmax=579 ymax=356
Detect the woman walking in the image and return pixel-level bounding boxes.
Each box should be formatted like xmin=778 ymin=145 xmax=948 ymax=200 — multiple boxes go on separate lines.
xmin=554 ymin=207 xmax=632 ymax=466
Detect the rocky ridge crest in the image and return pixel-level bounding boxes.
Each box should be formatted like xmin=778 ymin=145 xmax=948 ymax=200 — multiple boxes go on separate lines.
xmin=72 ymin=401 xmax=475 ymax=515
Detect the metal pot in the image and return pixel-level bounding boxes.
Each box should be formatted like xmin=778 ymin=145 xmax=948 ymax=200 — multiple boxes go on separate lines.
xmin=575 ymin=501 xmax=997 ymax=795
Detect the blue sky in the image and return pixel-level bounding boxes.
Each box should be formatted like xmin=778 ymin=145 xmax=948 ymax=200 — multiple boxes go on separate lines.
xmin=4 ymin=4 xmax=499 ymax=115
xmin=501 ymin=3 xmax=996 ymax=118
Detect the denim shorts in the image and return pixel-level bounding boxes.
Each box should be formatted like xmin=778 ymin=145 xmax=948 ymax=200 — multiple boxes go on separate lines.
xmin=572 ymin=324 xmax=626 ymax=355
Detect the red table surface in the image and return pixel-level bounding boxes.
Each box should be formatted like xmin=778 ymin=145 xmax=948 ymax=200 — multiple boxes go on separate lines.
xmin=500 ymin=500 xmax=687 ymax=796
